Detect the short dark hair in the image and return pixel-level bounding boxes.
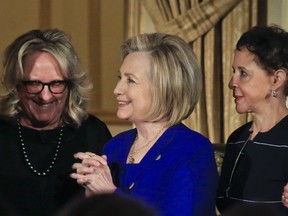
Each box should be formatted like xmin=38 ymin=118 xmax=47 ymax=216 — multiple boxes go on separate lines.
xmin=236 ymin=25 xmax=288 ymax=95
xmin=236 ymin=25 xmax=288 ymax=74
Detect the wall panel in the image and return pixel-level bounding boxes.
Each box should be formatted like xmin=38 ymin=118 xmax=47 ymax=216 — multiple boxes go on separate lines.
xmin=0 ymin=0 xmax=131 ymax=135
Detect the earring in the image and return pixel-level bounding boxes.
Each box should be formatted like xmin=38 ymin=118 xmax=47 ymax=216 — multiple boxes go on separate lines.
xmin=272 ymin=90 xmax=277 ymax=97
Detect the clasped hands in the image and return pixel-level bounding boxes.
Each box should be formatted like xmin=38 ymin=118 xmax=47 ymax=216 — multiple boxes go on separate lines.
xmin=70 ymin=152 xmax=116 ymax=196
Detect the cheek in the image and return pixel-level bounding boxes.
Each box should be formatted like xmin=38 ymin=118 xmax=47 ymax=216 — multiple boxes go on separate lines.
xmin=18 ymin=92 xmax=35 ymax=104
xmin=58 ymin=92 xmax=69 ymax=105
xmin=142 ymin=94 xmax=153 ymax=111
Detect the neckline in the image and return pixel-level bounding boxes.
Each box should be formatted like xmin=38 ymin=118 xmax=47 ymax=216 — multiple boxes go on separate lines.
xmin=17 ymin=118 xmax=64 ymax=176
xmin=253 ymin=114 xmax=288 ymax=134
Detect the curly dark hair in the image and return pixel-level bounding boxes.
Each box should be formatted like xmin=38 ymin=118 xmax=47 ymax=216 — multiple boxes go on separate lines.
xmin=236 ymin=25 xmax=288 ymax=95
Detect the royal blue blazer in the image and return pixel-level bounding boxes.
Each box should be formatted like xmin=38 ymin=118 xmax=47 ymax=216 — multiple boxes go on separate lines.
xmin=103 ymin=123 xmax=219 ymax=216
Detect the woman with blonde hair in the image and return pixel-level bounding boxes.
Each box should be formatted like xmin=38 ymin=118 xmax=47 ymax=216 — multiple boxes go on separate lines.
xmin=0 ymin=29 xmax=111 ymax=216
xmin=71 ymin=32 xmax=218 ymax=216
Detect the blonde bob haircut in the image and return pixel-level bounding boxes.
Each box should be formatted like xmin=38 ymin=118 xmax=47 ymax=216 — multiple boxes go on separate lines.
xmin=120 ymin=33 xmax=202 ymax=126
xmin=0 ymin=29 xmax=91 ymax=127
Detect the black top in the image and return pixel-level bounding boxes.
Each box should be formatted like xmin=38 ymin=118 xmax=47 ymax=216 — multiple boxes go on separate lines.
xmin=217 ymin=115 xmax=288 ymax=215
xmin=0 ymin=114 xmax=112 ymax=216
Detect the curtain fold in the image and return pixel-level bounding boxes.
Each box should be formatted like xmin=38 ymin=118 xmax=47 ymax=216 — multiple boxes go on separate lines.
xmin=142 ymin=0 xmax=262 ymax=143
xmin=143 ymin=0 xmax=241 ymax=42
xmin=222 ymin=0 xmax=255 ymax=140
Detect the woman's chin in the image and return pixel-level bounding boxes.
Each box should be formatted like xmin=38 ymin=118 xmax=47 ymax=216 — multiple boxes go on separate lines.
xmin=235 ymin=108 xmax=249 ymax=114
xmin=116 ymin=113 xmax=129 ymax=121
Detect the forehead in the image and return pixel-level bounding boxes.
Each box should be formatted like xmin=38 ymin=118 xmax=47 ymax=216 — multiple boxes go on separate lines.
xmin=233 ymin=48 xmax=258 ymax=67
xmin=120 ymin=52 xmax=152 ymax=75
xmin=23 ymin=51 xmax=64 ymax=79
xmin=234 ymin=47 xmax=255 ymax=60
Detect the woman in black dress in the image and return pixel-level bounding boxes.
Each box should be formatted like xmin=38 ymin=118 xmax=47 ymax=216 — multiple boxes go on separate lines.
xmin=217 ymin=25 xmax=288 ymax=216
xmin=0 ymin=29 xmax=112 ymax=216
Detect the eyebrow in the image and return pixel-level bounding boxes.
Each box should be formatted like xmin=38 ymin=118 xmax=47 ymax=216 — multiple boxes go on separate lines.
xmin=118 ymin=70 xmax=137 ymax=78
xmin=232 ymin=66 xmax=248 ymax=71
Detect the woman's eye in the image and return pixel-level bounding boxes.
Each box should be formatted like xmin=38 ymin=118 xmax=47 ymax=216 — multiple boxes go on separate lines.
xmin=240 ymin=70 xmax=247 ymax=77
xmin=127 ymin=78 xmax=135 ymax=83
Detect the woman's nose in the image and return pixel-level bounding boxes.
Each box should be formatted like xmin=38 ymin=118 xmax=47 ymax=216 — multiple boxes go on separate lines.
xmin=113 ymin=81 xmax=124 ymax=95
xmin=38 ymin=86 xmax=53 ymax=101
xmin=228 ymin=77 xmax=237 ymax=89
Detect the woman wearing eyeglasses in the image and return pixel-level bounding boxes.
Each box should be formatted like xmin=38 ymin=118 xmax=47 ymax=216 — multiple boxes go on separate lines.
xmin=0 ymin=29 xmax=112 ymax=216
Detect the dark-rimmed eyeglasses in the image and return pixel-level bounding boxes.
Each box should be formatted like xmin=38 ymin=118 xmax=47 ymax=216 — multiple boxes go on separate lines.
xmin=21 ymin=80 xmax=69 ymax=94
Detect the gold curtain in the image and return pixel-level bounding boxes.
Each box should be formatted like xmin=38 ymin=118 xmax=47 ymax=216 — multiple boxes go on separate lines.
xmin=142 ymin=0 xmax=260 ymax=143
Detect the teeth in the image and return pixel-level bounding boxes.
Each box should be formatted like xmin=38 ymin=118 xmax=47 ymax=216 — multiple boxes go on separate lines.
xmin=119 ymin=101 xmax=129 ymax=105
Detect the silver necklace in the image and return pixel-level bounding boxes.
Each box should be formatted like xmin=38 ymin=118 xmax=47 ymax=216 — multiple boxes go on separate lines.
xmin=225 ymin=131 xmax=252 ymax=197
xmin=17 ymin=118 xmax=64 ymax=176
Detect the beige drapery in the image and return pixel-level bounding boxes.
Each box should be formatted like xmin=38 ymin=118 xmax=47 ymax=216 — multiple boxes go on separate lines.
xmin=142 ymin=0 xmax=260 ymax=143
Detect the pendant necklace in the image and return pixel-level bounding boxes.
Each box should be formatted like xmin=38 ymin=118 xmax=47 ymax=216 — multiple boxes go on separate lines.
xmin=17 ymin=118 xmax=64 ymax=176
xmin=128 ymin=127 xmax=165 ymax=164
xmin=225 ymin=130 xmax=252 ymax=197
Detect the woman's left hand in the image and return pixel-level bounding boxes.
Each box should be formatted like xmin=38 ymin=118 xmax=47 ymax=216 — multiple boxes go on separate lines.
xmin=70 ymin=152 xmax=116 ymax=196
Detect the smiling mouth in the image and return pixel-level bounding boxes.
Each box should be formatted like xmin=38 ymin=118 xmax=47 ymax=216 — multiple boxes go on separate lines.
xmin=118 ymin=101 xmax=130 ymax=105
xmin=35 ymin=101 xmax=54 ymax=107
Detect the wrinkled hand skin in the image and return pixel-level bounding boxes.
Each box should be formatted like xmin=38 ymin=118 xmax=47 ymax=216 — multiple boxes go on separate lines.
xmin=70 ymin=152 xmax=116 ymax=196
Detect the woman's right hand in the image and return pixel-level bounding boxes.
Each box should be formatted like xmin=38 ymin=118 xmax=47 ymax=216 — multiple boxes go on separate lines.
xmin=282 ymin=183 xmax=288 ymax=207
xmin=70 ymin=152 xmax=116 ymax=196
